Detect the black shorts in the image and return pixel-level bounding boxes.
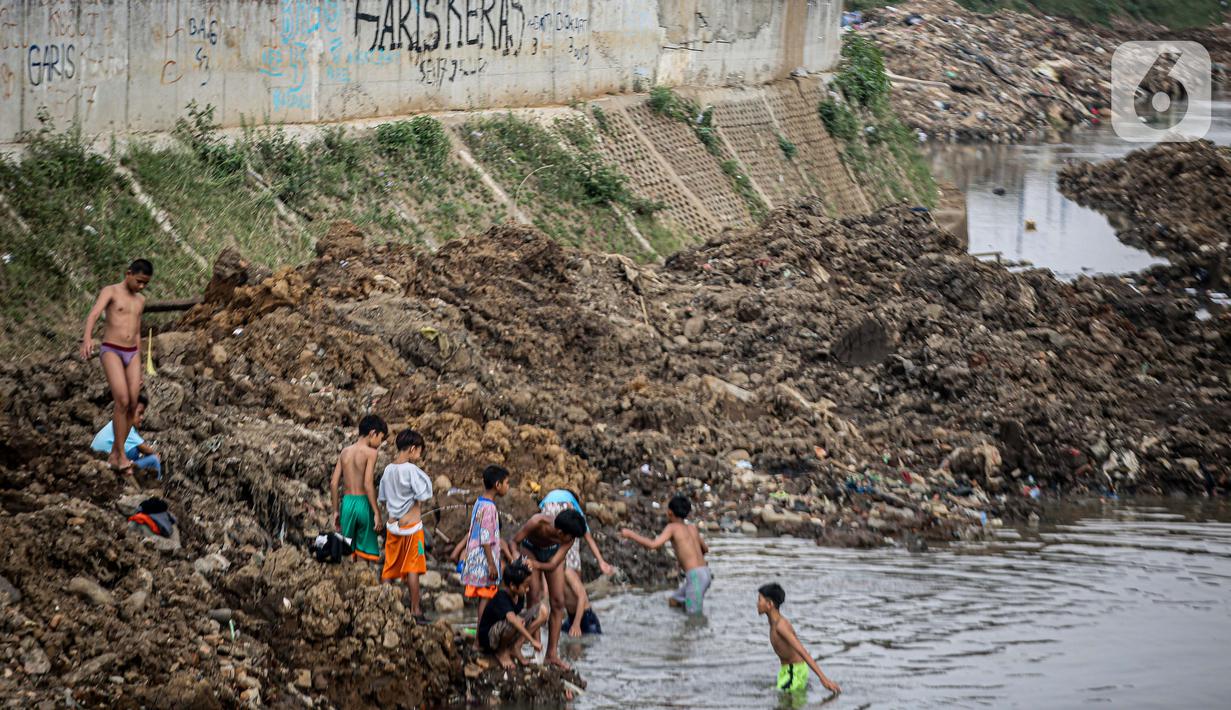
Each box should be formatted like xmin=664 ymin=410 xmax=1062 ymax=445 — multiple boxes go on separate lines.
xmin=520 ymin=538 xmax=559 ymax=564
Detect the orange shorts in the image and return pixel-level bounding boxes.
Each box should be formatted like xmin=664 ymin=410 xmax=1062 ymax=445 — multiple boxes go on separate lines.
xmin=382 ymin=524 xmax=427 ymax=580
xmin=465 ymin=584 xmax=498 ymax=599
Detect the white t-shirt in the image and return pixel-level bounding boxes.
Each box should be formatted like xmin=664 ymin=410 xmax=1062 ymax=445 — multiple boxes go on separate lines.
xmin=378 ymin=462 xmax=432 ymax=520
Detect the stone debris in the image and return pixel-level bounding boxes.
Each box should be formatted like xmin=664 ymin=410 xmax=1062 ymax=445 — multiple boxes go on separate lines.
xmin=856 ymin=0 xmax=1173 ymax=142
xmin=3 ymin=197 xmax=1229 ymax=704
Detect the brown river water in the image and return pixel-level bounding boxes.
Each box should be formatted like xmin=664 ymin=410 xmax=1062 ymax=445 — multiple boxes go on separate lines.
xmin=558 ymin=500 xmax=1231 ymax=709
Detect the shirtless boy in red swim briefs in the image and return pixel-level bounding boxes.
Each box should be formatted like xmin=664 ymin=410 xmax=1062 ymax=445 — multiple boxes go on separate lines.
xmin=80 ymin=259 xmax=153 ymax=473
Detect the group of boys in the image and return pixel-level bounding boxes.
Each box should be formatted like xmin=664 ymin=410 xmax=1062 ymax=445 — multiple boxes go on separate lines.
xmin=330 ymin=414 xmax=433 ymax=622
xmin=83 ymin=259 xmax=841 ymax=700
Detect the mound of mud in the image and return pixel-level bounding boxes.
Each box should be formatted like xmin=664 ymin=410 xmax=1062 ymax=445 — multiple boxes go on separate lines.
xmin=5 ymin=202 xmax=1230 ymax=704
xmin=1059 ymin=140 xmax=1231 ymax=293
xmin=860 ymin=0 xmax=1113 ymax=142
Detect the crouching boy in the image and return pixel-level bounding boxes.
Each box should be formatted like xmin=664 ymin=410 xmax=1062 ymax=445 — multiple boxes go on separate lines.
xmin=478 ymin=560 xmax=546 ymax=669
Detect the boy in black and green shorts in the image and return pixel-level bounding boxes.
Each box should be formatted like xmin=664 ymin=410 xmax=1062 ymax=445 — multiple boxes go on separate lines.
xmin=330 ymin=415 xmax=387 ymax=563
xmin=758 ymin=582 xmax=840 ymax=703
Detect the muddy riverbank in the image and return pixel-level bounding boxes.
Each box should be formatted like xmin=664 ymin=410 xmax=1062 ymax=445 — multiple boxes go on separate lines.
xmin=3 ymin=203 xmax=1230 ymax=705
xmin=1059 ymin=140 xmax=1231 ymax=295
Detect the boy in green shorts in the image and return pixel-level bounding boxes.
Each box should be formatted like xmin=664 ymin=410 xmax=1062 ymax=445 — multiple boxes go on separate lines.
xmin=758 ymin=582 xmax=840 ymax=701
xmin=330 ymin=415 xmax=388 ymax=563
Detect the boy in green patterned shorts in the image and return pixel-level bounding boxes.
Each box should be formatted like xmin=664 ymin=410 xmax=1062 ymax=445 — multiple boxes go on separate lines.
xmin=330 ymin=415 xmax=387 ymax=563
xmin=758 ymin=582 xmax=840 ymax=703
xmin=620 ymin=495 xmax=711 ymax=614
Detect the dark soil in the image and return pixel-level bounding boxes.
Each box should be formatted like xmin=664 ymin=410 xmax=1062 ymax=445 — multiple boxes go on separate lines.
xmin=4 ymin=203 xmax=1230 ymax=705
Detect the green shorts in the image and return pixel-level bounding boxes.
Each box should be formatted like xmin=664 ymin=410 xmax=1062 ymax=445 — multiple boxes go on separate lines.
xmin=777 ymin=662 xmax=809 ymax=694
xmin=339 ymin=495 xmax=380 ymax=561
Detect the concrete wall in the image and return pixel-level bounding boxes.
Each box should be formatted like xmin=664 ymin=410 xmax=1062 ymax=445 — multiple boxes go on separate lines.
xmin=0 ymin=0 xmax=840 ymax=142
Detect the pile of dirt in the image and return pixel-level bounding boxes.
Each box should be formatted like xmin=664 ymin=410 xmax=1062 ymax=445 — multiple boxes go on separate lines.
xmin=1058 ymin=140 xmax=1231 ymax=293
xmin=856 ymin=0 xmax=1114 ymax=141
xmin=5 ymin=201 xmax=1231 ymax=703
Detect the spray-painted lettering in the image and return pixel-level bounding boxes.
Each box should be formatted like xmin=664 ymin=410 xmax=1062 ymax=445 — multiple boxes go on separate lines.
xmin=27 ymin=43 xmax=75 ymax=85
xmin=354 ymin=0 xmax=525 ymax=56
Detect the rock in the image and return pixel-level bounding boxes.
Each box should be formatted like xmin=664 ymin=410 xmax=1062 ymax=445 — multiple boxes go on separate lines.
xmin=208 ymin=608 xmax=234 ymax=624
xmin=193 ymin=553 xmax=231 ymax=577
xmin=114 ymin=494 xmax=146 ymax=516
xmin=683 ymin=315 xmax=706 ymax=339
xmin=435 ymin=592 xmax=464 ymax=614
xmin=65 ymin=653 xmax=117 ymax=685
xmin=295 ymin=669 xmax=312 ymax=689
xmin=703 ymin=375 xmax=754 ymax=403
xmin=420 ymin=571 xmax=443 ymax=590
xmin=760 ymin=508 xmax=804 ymax=527
xmin=1177 ymin=458 xmax=1201 ymax=476
xmin=240 ymin=688 xmax=261 ymax=705
xmin=434 ymin=475 xmax=452 ymax=493
xmin=121 ymin=590 xmax=149 ymax=619
xmin=382 ymin=629 xmax=400 ymax=649
xmin=210 ymin=344 xmax=229 ymax=367
xmin=22 ymin=645 xmax=51 ymax=675
xmin=68 ymin=576 xmax=115 ymax=606
xmin=739 ymin=521 xmax=758 ymax=535
xmin=0 ymin=574 xmax=21 ymax=605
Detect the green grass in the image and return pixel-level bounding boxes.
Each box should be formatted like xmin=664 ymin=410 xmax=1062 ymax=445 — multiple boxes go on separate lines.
xmin=460 ymin=112 xmax=655 ymax=256
xmin=820 ymin=35 xmax=938 ymax=208
xmin=0 ymin=113 xmax=205 ymax=359
xmin=720 ymin=160 xmax=769 ymax=222
xmin=0 ymin=105 xmax=506 ymax=361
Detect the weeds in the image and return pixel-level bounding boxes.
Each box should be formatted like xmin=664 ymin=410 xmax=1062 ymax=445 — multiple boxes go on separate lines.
xmin=461 ymin=112 xmax=658 ymax=256
xmin=590 ymin=104 xmax=612 ymax=135
xmin=821 ymin=35 xmax=937 ymax=207
xmin=649 ymin=86 xmax=720 ymax=156
xmin=721 ymin=160 xmax=768 ymax=221
xmin=375 ymin=116 xmax=451 ymax=172
xmin=777 ymin=134 xmax=798 ymax=160
xmin=819 ymin=100 xmax=860 ymax=141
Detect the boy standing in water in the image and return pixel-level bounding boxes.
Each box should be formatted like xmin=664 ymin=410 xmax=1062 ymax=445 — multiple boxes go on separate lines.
xmin=330 ymin=414 xmax=388 ymax=563
xmin=620 ymin=495 xmax=712 ymax=614
xmin=80 ymin=259 xmax=153 ymax=472
xmin=538 ymin=488 xmax=614 ymax=637
xmin=378 ymin=429 xmax=432 ymax=624
xmin=757 ymin=583 xmax=841 ymax=699
xmin=456 ymin=465 xmax=512 ymax=643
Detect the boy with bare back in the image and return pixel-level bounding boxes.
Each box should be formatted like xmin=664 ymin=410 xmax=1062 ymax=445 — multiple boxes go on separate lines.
xmin=512 ymin=507 xmax=587 ymax=670
xmin=330 ymin=414 xmax=388 ymax=563
xmin=80 ymin=259 xmax=153 ymax=473
xmin=620 ymin=495 xmax=712 ymax=614
xmin=757 ymin=582 xmax=841 ymax=699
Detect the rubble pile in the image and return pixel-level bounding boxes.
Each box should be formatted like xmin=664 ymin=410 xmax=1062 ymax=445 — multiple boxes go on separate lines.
xmin=5 ymin=203 xmax=1230 ymax=703
xmin=856 ymin=0 xmax=1115 ymax=141
xmin=1059 ymin=140 xmax=1231 ymax=293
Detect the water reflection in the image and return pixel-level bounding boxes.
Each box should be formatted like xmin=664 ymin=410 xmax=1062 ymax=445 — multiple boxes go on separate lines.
xmin=929 ymin=94 xmax=1231 ymax=280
